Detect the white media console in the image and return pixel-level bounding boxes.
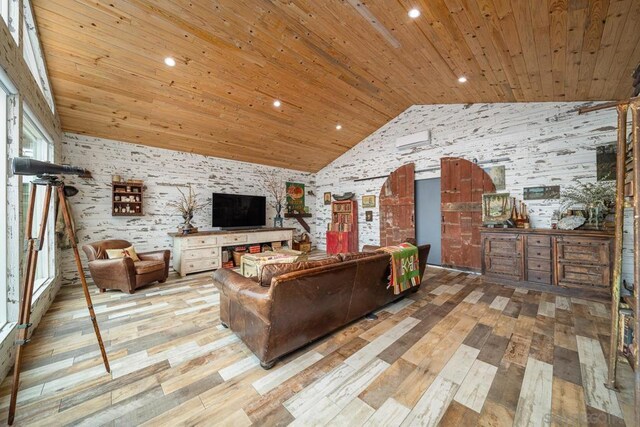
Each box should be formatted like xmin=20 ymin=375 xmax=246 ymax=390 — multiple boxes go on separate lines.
xmin=170 ymin=228 xmax=295 ymax=276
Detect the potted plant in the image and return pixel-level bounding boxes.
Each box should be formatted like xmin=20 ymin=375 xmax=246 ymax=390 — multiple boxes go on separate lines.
xmin=560 ymin=181 xmax=616 ymax=228
xmin=168 ymin=184 xmax=205 ymax=234
xmin=260 ymin=171 xmax=287 ymax=227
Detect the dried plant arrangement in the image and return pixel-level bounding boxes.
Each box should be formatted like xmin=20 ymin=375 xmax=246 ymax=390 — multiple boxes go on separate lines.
xmin=259 ymin=171 xmax=287 ymax=209
xmin=259 ymin=171 xmax=287 ymax=227
xmin=560 ymin=180 xmax=616 ymax=210
xmin=168 ymin=183 xmax=205 ymax=232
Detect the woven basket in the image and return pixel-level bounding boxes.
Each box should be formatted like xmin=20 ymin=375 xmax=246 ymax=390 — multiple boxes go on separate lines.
xmin=232 ymin=250 xmax=246 ymax=266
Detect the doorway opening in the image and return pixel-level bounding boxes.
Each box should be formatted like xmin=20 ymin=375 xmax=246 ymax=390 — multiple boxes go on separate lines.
xmin=415 ymin=178 xmax=441 ymax=266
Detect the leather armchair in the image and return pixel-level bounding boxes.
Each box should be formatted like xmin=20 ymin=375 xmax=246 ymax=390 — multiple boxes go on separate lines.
xmin=82 ymin=239 xmax=170 ymax=293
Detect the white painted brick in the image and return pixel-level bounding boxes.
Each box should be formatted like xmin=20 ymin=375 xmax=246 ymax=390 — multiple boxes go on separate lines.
xmin=61 ymin=133 xmax=316 ymax=284
xmin=314 ymin=102 xmax=633 ymax=283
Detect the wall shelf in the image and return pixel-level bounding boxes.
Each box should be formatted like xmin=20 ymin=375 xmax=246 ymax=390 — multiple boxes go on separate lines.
xmin=284 ymin=213 xmax=312 ymax=232
xmin=112 ymin=181 xmax=144 ymax=216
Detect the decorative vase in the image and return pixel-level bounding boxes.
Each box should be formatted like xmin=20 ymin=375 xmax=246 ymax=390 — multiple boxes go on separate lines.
xmin=182 ymin=211 xmax=195 ymax=234
xmin=587 ymin=205 xmax=606 ymax=229
xmin=274 ymin=203 xmax=283 ymax=228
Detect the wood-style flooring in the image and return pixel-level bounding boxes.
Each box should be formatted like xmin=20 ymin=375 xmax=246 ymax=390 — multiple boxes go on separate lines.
xmin=0 ymin=267 xmax=635 ymax=426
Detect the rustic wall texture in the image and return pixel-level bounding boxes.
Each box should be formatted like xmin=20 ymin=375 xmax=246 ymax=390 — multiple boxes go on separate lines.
xmin=314 ymin=102 xmax=634 ymax=282
xmin=61 ymin=133 xmax=316 ymax=284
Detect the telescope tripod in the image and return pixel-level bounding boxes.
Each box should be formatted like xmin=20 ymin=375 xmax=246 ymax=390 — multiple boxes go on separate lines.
xmin=7 ymin=176 xmax=110 ymax=425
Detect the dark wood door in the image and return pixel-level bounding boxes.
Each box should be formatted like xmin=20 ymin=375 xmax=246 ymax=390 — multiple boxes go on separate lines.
xmin=379 ymin=163 xmax=415 ymax=246
xmin=441 ymin=158 xmax=496 ymax=271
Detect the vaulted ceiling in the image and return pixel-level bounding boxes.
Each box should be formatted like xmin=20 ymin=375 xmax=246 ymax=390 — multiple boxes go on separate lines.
xmin=34 ymin=0 xmax=640 ymax=172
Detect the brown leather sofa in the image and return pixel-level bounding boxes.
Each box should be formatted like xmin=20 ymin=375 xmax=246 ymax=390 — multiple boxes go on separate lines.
xmin=213 ymin=244 xmax=430 ymax=369
xmin=82 ymin=239 xmax=170 ymax=294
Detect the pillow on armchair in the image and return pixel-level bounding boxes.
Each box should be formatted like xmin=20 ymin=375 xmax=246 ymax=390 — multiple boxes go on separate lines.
xmin=258 ymin=256 xmax=341 ymax=287
xmin=105 ymin=245 xmax=140 ymax=262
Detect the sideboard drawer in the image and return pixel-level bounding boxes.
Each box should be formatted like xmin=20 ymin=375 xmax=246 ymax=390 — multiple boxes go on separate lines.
xmin=527 ymin=258 xmax=551 ymax=272
xmin=184 ymin=247 xmax=219 ymax=260
xmin=557 ymin=238 xmax=610 ymax=265
xmin=484 ymin=255 xmax=521 ymax=278
xmin=221 ymin=234 xmax=248 ymax=245
xmin=527 ymin=270 xmax=551 ymax=285
xmin=527 ymin=246 xmax=551 ymax=260
xmin=527 ymin=235 xmax=551 ymax=247
xmin=557 ymin=263 xmax=610 ymax=289
xmin=183 ymin=258 xmax=220 ymax=273
xmin=483 ymin=236 xmax=520 ymax=256
xmin=185 ymin=235 xmax=218 ymax=248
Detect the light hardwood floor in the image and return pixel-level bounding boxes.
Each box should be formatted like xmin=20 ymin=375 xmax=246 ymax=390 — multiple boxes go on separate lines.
xmin=0 ymin=267 xmax=635 ymax=426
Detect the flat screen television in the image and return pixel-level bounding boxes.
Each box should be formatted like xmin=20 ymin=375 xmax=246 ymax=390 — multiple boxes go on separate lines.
xmin=212 ymin=193 xmax=266 ymax=229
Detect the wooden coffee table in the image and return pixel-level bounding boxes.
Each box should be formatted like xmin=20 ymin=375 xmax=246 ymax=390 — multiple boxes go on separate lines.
xmin=240 ymin=250 xmax=302 ymax=278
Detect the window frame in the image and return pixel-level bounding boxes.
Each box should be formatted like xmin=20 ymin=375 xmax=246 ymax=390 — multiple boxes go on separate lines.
xmin=0 ymin=78 xmax=9 ymax=325
xmin=21 ymin=106 xmax=56 ymax=297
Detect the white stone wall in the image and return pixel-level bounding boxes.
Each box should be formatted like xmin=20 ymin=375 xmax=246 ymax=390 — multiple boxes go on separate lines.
xmin=61 ymin=133 xmax=316 ymax=284
xmin=315 ymin=102 xmax=634 ymax=282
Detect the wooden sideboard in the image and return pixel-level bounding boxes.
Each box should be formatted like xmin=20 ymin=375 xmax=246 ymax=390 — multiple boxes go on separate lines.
xmin=481 ymin=228 xmax=614 ymax=295
xmin=170 ymin=228 xmax=295 ymax=276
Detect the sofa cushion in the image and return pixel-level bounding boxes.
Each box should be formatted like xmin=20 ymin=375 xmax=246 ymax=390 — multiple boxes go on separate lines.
xmin=259 ymin=256 xmax=341 ymax=287
xmin=134 ymin=260 xmax=165 ymax=275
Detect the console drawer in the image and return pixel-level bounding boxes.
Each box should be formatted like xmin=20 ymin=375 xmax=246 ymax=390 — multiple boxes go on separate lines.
xmin=254 ymin=231 xmax=292 ymax=243
xmin=183 ymin=258 xmax=220 ymax=272
xmin=185 ymin=235 xmax=218 ymax=248
xmin=221 ymin=234 xmax=248 ymax=245
xmin=184 ymin=247 xmax=219 ymax=260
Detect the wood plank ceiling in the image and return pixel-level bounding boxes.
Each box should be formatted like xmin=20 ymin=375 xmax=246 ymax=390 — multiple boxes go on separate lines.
xmin=33 ymin=0 xmax=640 ymax=172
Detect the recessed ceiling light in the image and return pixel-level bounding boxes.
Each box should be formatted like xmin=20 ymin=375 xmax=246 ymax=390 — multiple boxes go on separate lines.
xmin=164 ymin=57 xmax=176 ymax=67
xmin=273 ymin=99 xmax=281 ymax=108
xmin=458 ymin=76 xmax=468 ymax=83
xmin=408 ymin=8 xmax=420 ymax=18
xmin=336 ymin=124 xmax=342 ymax=130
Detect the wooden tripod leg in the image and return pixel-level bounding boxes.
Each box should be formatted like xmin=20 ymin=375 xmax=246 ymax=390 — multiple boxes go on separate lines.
xmin=57 ymin=186 xmax=110 ymax=373
xmin=8 ymin=183 xmax=51 ymax=425
xmin=606 ymin=104 xmax=628 ymax=390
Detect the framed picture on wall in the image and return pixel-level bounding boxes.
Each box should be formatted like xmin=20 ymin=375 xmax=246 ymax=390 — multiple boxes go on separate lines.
xmin=362 ymin=195 xmax=376 ymax=208
xmin=286 ymin=182 xmax=305 ymax=213
xmin=482 ymin=192 xmax=512 ymax=225
xmin=323 ymin=192 xmax=332 ymax=205
xmin=482 ymin=165 xmax=506 ymax=190
xmin=596 ymin=144 xmax=616 ymax=181
xmin=365 ymin=211 xmax=373 ymax=221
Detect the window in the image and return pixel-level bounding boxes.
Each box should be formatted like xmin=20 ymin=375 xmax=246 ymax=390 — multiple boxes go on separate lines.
xmin=22 ymin=0 xmax=54 ymax=111
xmin=21 ymin=111 xmax=55 ymax=295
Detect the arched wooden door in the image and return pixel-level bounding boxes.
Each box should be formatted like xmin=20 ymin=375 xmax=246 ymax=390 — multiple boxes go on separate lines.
xmin=441 ymin=157 xmax=496 ymax=271
xmin=380 ymin=163 xmax=415 ymax=246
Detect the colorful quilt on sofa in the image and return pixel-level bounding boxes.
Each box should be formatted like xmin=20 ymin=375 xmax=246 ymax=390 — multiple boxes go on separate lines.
xmin=376 ymin=243 xmax=421 ymax=295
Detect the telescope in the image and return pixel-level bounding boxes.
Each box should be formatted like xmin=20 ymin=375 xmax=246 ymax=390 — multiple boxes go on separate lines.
xmin=11 ymin=157 xmax=92 ymax=178
xmin=6 ymin=158 xmax=106 ymax=426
